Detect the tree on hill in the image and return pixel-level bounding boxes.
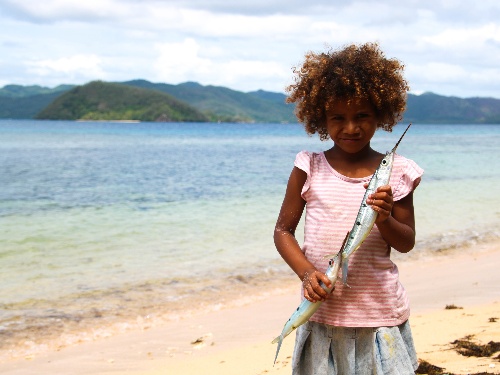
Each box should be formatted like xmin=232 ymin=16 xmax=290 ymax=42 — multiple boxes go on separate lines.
xmin=36 ymin=81 xmax=209 ymax=122
xmin=404 ymin=92 xmax=500 ymax=124
xmin=0 ymin=84 xmax=74 ymax=98
xmin=122 ymin=79 xmax=296 ymax=123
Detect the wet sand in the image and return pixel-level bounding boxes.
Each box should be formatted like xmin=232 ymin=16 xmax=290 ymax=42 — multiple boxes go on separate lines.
xmin=1 ymin=241 xmax=499 ymax=375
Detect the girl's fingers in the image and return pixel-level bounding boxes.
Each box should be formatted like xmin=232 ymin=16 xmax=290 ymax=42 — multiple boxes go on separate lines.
xmin=368 ymin=189 xmax=393 ymax=207
xmin=317 ymin=273 xmax=332 ymax=289
xmin=303 ymin=269 xmax=332 ymax=302
xmin=370 ymin=198 xmax=392 ymax=210
xmin=377 ymin=185 xmax=392 ymax=194
xmin=304 ymin=286 xmax=320 ymax=302
xmin=303 ymin=288 xmax=312 ymax=302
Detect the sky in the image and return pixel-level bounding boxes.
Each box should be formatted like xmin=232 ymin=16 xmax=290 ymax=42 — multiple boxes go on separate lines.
xmin=1 ymin=0 xmax=500 ymax=98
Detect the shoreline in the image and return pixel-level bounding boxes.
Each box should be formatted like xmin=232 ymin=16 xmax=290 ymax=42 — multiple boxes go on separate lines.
xmin=1 ymin=241 xmax=500 ymax=374
xmin=3 ymin=232 xmax=498 ymax=361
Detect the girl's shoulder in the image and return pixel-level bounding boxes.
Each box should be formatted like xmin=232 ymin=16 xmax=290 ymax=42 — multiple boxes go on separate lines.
xmin=294 ymin=150 xmax=321 ymax=174
xmin=391 ymin=154 xmax=424 ymax=200
xmin=293 ymin=151 xmax=325 ymax=199
xmin=295 ymin=150 xmax=320 ymax=160
xmin=393 ymin=154 xmax=424 ymax=177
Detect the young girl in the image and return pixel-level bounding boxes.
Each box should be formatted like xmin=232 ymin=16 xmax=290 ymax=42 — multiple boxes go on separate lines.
xmin=274 ymin=43 xmax=423 ymax=374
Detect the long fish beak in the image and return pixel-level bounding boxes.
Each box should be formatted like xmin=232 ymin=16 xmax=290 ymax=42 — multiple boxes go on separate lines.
xmin=390 ymin=123 xmax=412 ymax=153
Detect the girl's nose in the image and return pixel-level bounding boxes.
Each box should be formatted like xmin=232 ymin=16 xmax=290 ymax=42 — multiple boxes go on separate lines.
xmin=344 ymin=120 xmax=359 ymax=134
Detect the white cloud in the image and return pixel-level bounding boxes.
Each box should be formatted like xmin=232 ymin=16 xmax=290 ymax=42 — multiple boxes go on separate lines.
xmin=422 ymin=23 xmax=500 ymax=61
xmin=1 ymin=0 xmax=500 ymax=97
xmin=153 ymin=38 xmax=288 ymax=91
xmin=153 ymin=39 xmax=212 ymax=83
xmin=409 ymin=62 xmax=466 ymax=83
xmin=217 ymin=60 xmax=288 ymax=91
xmin=26 ymin=54 xmax=105 ymax=79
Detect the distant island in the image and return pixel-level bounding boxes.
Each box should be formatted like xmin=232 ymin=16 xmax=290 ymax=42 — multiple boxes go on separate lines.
xmin=36 ymin=81 xmax=209 ymax=123
xmin=0 ymin=80 xmax=499 ymax=123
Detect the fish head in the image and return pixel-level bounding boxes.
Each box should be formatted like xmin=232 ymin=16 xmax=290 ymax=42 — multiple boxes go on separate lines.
xmin=376 ymin=151 xmax=396 ymax=180
xmin=325 ymin=251 xmax=342 ymax=279
xmin=375 ymin=123 xmax=411 ymax=179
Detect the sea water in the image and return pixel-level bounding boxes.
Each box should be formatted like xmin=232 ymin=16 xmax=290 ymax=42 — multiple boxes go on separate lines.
xmin=1 ymin=120 xmax=499 ymax=358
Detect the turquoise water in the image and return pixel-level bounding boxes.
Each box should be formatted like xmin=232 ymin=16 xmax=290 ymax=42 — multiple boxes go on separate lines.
xmin=1 ymin=120 xmax=499 ymax=357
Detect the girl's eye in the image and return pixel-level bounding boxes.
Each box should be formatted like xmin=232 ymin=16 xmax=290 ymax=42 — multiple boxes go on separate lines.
xmin=357 ymin=113 xmax=369 ymax=118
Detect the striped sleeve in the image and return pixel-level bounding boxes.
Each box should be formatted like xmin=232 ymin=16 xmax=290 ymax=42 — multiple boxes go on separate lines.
xmin=294 ymin=151 xmax=312 ymax=199
xmin=391 ymin=155 xmax=424 ymax=201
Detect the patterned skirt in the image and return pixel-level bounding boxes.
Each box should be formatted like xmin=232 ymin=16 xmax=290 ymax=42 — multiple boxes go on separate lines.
xmin=292 ymin=320 xmax=418 ymax=375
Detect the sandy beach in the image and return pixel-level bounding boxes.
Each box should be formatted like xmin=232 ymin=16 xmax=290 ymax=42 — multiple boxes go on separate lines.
xmin=1 ymin=241 xmax=500 ymax=375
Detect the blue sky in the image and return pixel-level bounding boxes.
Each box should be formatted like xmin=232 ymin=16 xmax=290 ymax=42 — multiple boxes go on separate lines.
xmin=1 ymin=0 xmax=500 ymax=98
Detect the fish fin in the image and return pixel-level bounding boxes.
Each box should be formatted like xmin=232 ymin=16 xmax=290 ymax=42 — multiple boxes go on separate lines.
xmin=271 ymin=335 xmax=280 ymax=344
xmin=273 ymin=335 xmax=284 ymax=365
xmin=342 ymin=257 xmax=349 ymax=285
xmin=324 ymin=231 xmax=349 ymax=260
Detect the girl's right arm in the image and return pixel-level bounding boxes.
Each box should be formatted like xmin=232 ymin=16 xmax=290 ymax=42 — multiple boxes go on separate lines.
xmin=274 ymin=166 xmax=332 ymax=302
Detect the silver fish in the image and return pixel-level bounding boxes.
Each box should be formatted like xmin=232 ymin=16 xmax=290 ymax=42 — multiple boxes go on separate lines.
xmin=271 ymin=233 xmax=348 ymax=365
xmin=340 ymin=123 xmax=412 ymax=285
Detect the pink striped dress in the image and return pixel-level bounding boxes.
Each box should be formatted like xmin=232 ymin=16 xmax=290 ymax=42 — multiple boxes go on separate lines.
xmin=295 ymin=151 xmax=424 ymax=327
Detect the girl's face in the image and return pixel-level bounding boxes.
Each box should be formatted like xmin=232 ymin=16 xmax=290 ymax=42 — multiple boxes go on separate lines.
xmin=325 ymin=98 xmax=379 ymax=154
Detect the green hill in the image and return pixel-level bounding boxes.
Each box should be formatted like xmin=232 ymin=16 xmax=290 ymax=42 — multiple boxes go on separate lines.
xmin=35 ymin=81 xmax=209 ymax=122
xmin=121 ymin=79 xmax=296 ymax=123
xmin=0 ymin=84 xmax=74 ymax=98
xmin=0 ymin=83 xmax=76 ymax=119
xmin=0 ymin=92 xmax=66 ymax=119
xmin=405 ymin=92 xmax=500 ymax=124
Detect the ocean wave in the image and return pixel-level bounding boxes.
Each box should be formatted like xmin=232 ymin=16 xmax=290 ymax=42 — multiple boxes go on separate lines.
xmin=390 ymin=226 xmax=500 ymax=264
xmin=0 ymin=264 xmax=296 ymax=361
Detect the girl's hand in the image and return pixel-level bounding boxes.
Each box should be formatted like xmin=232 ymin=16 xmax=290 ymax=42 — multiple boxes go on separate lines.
xmin=364 ymin=184 xmax=394 ymax=224
xmin=302 ymin=269 xmax=332 ymax=302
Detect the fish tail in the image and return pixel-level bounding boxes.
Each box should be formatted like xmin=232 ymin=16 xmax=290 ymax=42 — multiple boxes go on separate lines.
xmin=273 ymin=335 xmax=284 ymax=365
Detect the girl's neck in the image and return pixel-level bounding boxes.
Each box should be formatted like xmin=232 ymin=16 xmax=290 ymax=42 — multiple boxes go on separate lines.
xmin=324 ymin=143 xmax=383 ymax=178
xmin=330 ymin=142 xmax=375 ymax=161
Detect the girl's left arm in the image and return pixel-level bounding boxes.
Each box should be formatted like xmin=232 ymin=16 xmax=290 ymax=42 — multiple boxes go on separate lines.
xmin=366 ymin=181 xmax=420 ymax=253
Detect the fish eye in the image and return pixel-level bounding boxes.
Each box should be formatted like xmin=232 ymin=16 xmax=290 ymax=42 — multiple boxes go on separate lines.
xmin=382 ymin=159 xmax=387 ymax=165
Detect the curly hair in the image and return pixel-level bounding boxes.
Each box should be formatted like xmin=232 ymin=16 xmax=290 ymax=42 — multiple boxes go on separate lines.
xmin=286 ymin=42 xmax=409 ymax=140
